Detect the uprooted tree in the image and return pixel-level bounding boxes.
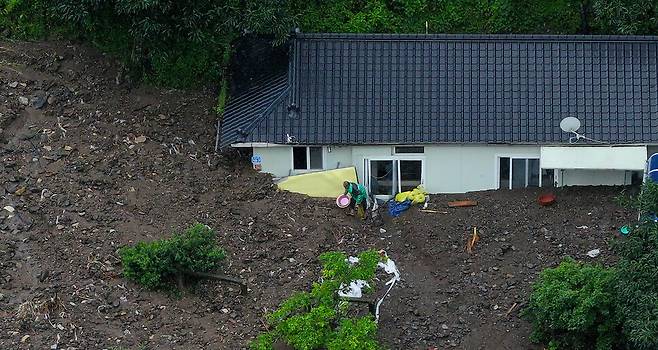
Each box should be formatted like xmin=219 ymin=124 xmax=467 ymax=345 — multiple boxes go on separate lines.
xmin=119 ymin=223 xmax=246 ymax=293
xmin=251 ymin=250 xmax=384 ymax=350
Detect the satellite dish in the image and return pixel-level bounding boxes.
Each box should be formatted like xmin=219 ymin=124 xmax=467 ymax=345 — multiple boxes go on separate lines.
xmin=560 ymin=117 xmax=581 ymax=133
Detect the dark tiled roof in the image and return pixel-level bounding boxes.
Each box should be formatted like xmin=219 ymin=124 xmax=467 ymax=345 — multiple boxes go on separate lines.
xmin=218 ymin=74 xmax=288 ymax=148
xmin=219 ymin=34 xmax=658 ymax=147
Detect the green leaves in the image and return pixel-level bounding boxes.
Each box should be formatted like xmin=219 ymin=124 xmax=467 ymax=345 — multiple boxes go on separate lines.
xmin=524 ymin=258 xmax=620 ymax=350
xmin=527 ymin=179 xmax=658 ymax=350
xmin=252 ymin=250 xmax=383 ymax=350
xmin=612 ymin=205 xmax=658 ymax=350
xmin=593 ymin=0 xmax=658 ymax=34
xmin=119 ymin=224 xmax=226 ymax=290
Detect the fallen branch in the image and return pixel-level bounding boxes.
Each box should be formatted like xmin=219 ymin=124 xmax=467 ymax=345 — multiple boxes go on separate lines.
xmin=183 ymin=270 xmax=248 ymax=295
xmin=340 ymin=297 xmax=376 ymax=316
xmin=506 ymin=302 xmax=518 ymax=317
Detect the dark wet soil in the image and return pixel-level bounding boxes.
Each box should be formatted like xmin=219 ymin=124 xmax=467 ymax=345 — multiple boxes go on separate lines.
xmin=0 ymin=39 xmax=635 ymax=350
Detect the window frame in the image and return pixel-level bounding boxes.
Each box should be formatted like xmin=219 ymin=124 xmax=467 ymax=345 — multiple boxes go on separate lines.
xmin=364 ymin=156 xmax=425 ymax=200
xmin=392 ymin=146 xmax=425 ymax=155
xmin=496 ymin=156 xmax=543 ymax=189
xmin=291 ymin=146 xmax=325 ymax=172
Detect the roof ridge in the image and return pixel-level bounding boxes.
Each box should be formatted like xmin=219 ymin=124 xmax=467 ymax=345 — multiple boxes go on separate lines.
xmin=294 ymin=33 xmax=658 ymax=42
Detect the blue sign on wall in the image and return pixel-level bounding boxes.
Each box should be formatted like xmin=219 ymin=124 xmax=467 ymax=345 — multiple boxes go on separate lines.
xmin=251 ymin=155 xmax=262 ymax=165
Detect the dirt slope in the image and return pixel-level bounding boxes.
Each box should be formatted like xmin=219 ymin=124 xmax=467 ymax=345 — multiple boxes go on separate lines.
xmin=0 ymin=40 xmax=634 ymax=350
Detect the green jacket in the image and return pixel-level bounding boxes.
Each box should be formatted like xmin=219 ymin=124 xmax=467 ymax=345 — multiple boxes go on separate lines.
xmin=345 ymin=183 xmax=367 ymax=204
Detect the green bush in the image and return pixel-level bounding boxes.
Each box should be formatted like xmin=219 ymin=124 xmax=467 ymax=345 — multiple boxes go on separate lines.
xmin=611 ymin=181 xmax=658 ymax=349
xmin=251 ymin=250 xmax=383 ymax=350
xmin=0 ymin=0 xmax=49 ymax=38
xmin=120 ymin=224 xmax=226 ymax=290
xmin=523 ymin=258 xmax=620 ymax=350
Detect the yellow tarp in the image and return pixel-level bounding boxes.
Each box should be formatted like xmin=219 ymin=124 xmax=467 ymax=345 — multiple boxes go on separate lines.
xmin=277 ymin=167 xmax=358 ymax=198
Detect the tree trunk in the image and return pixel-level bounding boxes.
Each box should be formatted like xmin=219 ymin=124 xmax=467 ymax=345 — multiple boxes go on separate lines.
xmin=184 ymin=270 xmax=248 ymax=295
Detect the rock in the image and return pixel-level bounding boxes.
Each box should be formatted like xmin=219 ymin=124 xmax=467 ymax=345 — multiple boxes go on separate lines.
xmin=31 ymin=95 xmax=47 ymax=109
xmin=18 ymin=96 xmax=29 ymax=105
xmin=380 ymin=228 xmax=387 ymax=234
xmin=8 ymin=81 xmax=18 ymax=88
xmin=441 ymin=324 xmax=449 ymax=330
xmin=3 ymin=206 xmax=15 ymax=213
xmin=21 ymin=335 xmax=29 ymax=343
xmin=586 ymin=249 xmax=601 ymax=258
xmin=134 ymin=135 xmax=147 ymax=143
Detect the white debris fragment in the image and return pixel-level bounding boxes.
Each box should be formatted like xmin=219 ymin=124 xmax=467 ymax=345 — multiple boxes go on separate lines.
xmin=338 ymin=280 xmax=370 ymax=299
xmin=587 ymin=249 xmax=601 ymax=258
xmin=340 ymin=252 xmax=401 ymax=323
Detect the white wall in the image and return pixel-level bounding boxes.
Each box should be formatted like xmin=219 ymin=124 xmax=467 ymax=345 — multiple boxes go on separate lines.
xmin=254 ymin=145 xmax=354 ymax=178
xmin=350 ymin=144 xmax=541 ymax=193
xmin=325 ymin=146 xmax=353 ymax=170
xmin=559 ymin=169 xmax=633 ymax=186
xmin=425 ymin=145 xmax=541 ymax=193
xmin=252 ymin=146 xmax=292 ymax=178
xmin=252 ymin=144 xmax=646 ymax=193
xmin=541 ymin=146 xmax=646 ymax=170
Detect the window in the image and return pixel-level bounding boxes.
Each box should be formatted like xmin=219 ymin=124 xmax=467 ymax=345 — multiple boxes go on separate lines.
xmin=399 ymin=160 xmax=423 ymax=192
xmin=394 ymin=146 xmax=424 ymax=154
xmin=292 ymin=146 xmax=323 ymax=170
xmin=499 ymin=157 xmax=551 ymax=189
xmin=499 ymin=157 xmax=510 ymax=189
xmin=366 ymin=159 xmax=424 ymax=198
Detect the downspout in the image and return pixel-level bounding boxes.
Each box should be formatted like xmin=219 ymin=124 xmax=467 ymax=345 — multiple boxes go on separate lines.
xmin=286 ymin=32 xmax=301 ymax=128
xmin=215 ymin=42 xmax=234 ymax=152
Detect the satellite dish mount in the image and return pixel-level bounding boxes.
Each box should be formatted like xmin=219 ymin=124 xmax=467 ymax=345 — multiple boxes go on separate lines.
xmin=560 ymin=117 xmax=585 ymax=143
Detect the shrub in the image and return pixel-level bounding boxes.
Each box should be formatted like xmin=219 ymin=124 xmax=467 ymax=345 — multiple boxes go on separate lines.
xmin=523 ymin=258 xmax=619 ymax=350
xmin=120 ymin=224 xmax=226 ymax=290
xmin=612 ymin=181 xmax=658 ymax=350
xmin=251 ymin=250 xmax=383 ymax=350
xmin=0 ymin=0 xmax=49 ymax=39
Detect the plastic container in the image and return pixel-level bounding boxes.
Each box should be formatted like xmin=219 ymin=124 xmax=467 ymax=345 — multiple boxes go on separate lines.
xmin=538 ymin=193 xmax=556 ymax=206
xmin=336 ymin=194 xmax=351 ymax=208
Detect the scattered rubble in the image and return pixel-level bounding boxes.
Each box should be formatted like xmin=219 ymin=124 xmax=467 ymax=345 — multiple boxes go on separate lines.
xmin=0 ymin=40 xmax=634 ymax=350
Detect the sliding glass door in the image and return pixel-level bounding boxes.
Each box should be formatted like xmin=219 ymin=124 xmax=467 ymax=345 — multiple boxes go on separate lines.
xmin=365 ymin=159 xmax=424 ymax=199
xmin=499 ymin=157 xmax=552 ymax=189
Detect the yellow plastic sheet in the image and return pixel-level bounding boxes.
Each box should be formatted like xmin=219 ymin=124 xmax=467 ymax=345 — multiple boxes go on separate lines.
xmin=277 ymin=167 xmax=358 ymax=198
xmin=394 ymin=186 xmax=427 ymax=204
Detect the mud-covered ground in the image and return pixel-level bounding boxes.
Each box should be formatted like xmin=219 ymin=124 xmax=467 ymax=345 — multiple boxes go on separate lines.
xmin=0 ymin=40 xmax=635 ymax=349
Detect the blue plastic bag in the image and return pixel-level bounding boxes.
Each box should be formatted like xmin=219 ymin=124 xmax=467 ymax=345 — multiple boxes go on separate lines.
xmin=388 ymin=200 xmax=412 ymax=217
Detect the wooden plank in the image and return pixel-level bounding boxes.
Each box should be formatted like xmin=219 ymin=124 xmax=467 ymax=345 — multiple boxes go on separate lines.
xmin=448 ymin=200 xmax=478 ymax=208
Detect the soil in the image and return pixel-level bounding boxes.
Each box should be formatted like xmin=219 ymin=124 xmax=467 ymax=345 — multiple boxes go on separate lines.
xmin=0 ymin=39 xmax=636 ymax=350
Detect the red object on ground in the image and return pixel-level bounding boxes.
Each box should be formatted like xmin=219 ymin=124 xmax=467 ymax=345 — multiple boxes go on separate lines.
xmin=538 ymin=193 xmax=556 ymax=206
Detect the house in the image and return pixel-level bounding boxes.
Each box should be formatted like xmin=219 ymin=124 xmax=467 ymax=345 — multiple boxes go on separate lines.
xmin=217 ymin=33 xmax=658 ymax=196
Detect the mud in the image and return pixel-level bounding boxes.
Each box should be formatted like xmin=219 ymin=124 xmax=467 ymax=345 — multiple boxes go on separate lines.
xmin=0 ymin=40 xmax=635 ymax=349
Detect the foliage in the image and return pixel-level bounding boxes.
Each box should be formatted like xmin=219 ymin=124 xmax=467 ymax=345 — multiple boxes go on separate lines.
xmin=5 ymin=0 xmax=658 ymax=91
xmin=523 ymin=258 xmax=620 ymax=350
xmin=120 ymin=224 xmax=226 ymax=290
xmin=613 ymin=223 xmax=658 ymax=349
xmin=1 ymin=0 xmax=296 ymax=88
xmin=611 ymin=181 xmax=658 ymax=349
xmin=593 ymin=0 xmax=658 ymax=34
xmin=251 ymin=250 xmax=383 ymax=350
xmin=0 ymin=0 xmax=49 ymax=39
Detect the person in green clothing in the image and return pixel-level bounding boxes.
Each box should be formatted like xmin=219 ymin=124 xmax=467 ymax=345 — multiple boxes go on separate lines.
xmin=343 ymin=181 xmax=368 ymax=219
